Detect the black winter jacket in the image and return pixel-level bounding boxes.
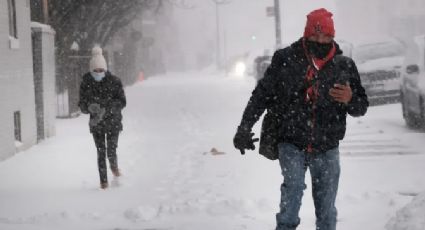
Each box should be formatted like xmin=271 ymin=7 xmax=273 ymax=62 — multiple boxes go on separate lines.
xmin=239 ymin=39 xmax=369 ymax=153
xmin=78 ymin=71 xmax=126 ymax=133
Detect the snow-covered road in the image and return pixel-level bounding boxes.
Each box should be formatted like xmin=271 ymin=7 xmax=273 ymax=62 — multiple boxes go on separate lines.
xmin=1 ymin=72 xmax=425 ymax=230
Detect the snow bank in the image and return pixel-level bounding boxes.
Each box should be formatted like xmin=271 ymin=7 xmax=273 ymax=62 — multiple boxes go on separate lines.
xmin=124 ymin=205 xmax=159 ymax=222
xmin=386 ymin=192 xmax=425 ymax=230
xmin=30 ymin=21 xmax=55 ymax=34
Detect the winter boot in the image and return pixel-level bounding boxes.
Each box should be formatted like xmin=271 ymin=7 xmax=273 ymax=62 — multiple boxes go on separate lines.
xmin=100 ymin=182 xmax=109 ymax=189
xmin=111 ymin=167 xmax=121 ymax=177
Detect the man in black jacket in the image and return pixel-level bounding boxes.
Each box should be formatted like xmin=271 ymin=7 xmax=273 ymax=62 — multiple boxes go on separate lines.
xmin=79 ymin=46 xmax=126 ymax=189
xmin=233 ymin=9 xmax=368 ymax=230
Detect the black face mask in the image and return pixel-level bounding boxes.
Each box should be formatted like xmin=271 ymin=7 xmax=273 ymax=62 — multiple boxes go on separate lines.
xmin=305 ymin=40 xmax=333 ymax=59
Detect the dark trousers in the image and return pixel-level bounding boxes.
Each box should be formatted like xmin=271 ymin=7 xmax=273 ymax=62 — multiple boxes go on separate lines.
xmin=92 ymin=131 xmax=120 ymax=184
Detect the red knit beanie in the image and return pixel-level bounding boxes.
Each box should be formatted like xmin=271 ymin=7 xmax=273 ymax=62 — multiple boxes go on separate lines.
xmin=303 ymin=8 xmax=335 ymax=38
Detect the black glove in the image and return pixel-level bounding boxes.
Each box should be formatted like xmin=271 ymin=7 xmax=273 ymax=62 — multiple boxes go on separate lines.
xmin=89 ymin=108 xmax=105 ymax=127
xmin=233 ymin=126 xmax=259 ymax=155
xmin=88 ymin=103 xmax=101 ymax=115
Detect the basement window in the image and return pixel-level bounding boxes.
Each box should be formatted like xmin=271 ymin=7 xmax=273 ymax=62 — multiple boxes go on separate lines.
xmin=14 ymin=111 xmax=22 ymax=143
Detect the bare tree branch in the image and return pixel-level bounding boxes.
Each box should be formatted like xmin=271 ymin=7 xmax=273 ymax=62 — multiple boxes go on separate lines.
xmin=210 ymin=0 xmax=232 ymax=5
xmin=165 ymin=0 xmax=195 ymax=9
xmin=48 ymin=0 xmax=166 ymax=94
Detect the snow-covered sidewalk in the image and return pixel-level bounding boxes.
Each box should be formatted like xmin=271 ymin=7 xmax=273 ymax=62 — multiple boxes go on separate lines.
xmin=0 ymin=73 xmax=425 ymax=230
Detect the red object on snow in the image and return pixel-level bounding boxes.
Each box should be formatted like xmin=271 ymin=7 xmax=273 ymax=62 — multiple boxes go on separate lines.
xmin=303 ymin=8 xmax=335 ymax=38
xmin=138 ymin=72 xmax=145 ymax=82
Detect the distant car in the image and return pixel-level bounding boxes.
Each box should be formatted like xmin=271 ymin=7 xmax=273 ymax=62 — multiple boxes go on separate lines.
xmin=349 ymin=38 xmax=406 ymax=105
xmin=226 ymin=54 xmax=249 ymax=77
xmin=253 ymin=54 xmax=272 ymax=80
xmin=227 ymin=50 xmax=271 ymax=78
xmin=400 ymin=35 xmax=425 ymax=128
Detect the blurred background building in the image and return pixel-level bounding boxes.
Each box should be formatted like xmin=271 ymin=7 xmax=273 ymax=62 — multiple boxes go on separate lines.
xmin=335 ymin=0 xmax=425 ymax=43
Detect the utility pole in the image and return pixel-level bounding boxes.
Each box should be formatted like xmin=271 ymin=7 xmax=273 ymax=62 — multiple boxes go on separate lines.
xmin=274 ymin=0 xmax=282 ymax=49
xmin=223 ymin=28 xmax=227 ymax=76
xmin=212 ymin=0 xmax=231 ymax=69
xmin=42 ymin=0 xmax=49 ymax=23
xmin=215 ymin=2 xmax=220 ymax=69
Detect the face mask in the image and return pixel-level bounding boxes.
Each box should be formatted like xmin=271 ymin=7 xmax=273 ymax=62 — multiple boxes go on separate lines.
xmin=305 ymin=40 xmax=333 ymax=59
xmin=91 ymin=71 xmax=105 ymax=82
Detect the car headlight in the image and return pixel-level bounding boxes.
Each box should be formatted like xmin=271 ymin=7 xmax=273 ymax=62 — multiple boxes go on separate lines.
xmin=234 ymin=61 xmax=247 ymax=76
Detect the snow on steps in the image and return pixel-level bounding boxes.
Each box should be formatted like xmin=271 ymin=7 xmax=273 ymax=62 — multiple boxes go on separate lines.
xmin=340 ymin=138 xmax=420 ymax=157
xmin=386 ymin=192 xmax=425 ymax=230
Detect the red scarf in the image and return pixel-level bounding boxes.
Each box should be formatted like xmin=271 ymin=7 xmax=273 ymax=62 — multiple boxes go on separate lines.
xmin=302 ymin=39 xmax=336 ymax=102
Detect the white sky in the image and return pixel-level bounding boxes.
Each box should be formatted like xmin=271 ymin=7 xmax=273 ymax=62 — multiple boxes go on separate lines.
xmin=172 ymin=0 xmax=336 ymax=67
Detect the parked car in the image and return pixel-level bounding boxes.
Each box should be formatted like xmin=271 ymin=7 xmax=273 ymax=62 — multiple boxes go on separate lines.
xmin=400 ymin=35 xmax=425 ymax=128
xmin=253 ymin=54 xmax=272 ymax=80
xmin=349 ymin=37 xmax=406 ymax=105
xmin=226 ymin=53 xmax=250 ymax=77
xmin=226 ymin=50 xmax=271 ymax=78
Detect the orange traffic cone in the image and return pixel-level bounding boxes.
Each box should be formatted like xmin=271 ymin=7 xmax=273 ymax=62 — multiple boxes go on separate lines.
xmin=138 ymin=71 xmax=145 ymax=82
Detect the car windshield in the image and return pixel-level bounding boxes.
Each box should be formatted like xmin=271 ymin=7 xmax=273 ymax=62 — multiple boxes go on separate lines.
xmin=352 ymin=41 xmax=405 ymax=64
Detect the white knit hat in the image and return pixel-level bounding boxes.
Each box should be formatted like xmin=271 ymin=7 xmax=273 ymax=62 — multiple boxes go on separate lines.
xmin=89 ymin=46 xmax=107 ymax=71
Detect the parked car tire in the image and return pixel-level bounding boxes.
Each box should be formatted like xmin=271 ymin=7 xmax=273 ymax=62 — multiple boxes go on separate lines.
xmin=401 ymin=92 xmax=423 ymax=129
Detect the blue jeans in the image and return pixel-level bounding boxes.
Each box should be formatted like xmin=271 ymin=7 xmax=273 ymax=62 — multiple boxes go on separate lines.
xmin=276 ymin=143 xmax=340 ymax=230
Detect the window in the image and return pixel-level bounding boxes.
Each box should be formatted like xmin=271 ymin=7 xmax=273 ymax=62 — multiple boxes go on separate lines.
xmin=14 ymin=111 xmax=22 ymax=142
xmin=7 ymin=0 xmax=18 ymax=39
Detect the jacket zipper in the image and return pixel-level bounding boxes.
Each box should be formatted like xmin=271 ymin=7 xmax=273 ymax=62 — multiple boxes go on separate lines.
xmin=307 ymin=80 xmax=319 ymax=153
